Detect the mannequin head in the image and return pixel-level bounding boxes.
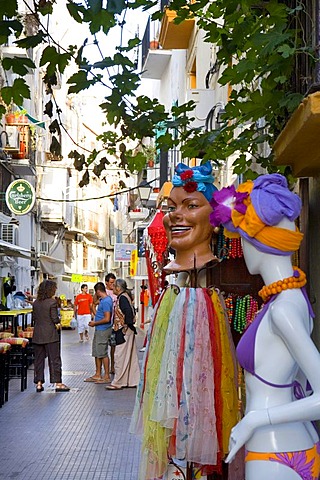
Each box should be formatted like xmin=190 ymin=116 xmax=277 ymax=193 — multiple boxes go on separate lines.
xmin=242 ymin=217 xmax=297 ymax=276
xmin=163 ymin=161 xmax=218 ymax=272
xmin=210 ymin=174 xmax=303 ymax=257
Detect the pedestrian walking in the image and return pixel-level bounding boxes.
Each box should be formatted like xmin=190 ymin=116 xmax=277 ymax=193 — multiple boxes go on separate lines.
xmin=32 ymin=280 xmax=70 ymax=392
xmin=74 ymin=283 xmax=93 ymax=342
xmin=84 ymin=282 xmax=113 ymax=384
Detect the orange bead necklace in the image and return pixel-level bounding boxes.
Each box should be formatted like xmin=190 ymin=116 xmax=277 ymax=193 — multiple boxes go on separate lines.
xmin=258 ymin=266 xmax=307 ymax=303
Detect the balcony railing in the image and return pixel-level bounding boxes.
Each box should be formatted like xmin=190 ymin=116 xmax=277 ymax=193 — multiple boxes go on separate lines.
xmin=160 ymin=0 xmax=170 ymax=11
xmin=141 ymin=17 xmax=151 ymax=69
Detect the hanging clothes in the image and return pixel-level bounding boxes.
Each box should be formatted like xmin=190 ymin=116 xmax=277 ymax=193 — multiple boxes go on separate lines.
xmin=130 ymin=285 xmax=238 ymax=480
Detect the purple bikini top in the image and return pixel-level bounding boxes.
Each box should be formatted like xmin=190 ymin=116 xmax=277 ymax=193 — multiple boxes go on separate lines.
xmin=236 ymin=287 xmax=315 ymax=394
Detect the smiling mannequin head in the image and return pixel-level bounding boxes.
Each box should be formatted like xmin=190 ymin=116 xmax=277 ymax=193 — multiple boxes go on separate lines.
xmin=163 ymin=162 xmax=218 ymax=272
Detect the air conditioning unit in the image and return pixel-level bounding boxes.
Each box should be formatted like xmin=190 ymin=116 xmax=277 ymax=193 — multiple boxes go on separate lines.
xmin=186 ymin=89 xmax=216 ymax=129
xmin=75 ymin=234 xmax=84 ymax=242
xmin=0 ymin=224 xmax=18 ymax=244
xmin=40 ymin=241 xmax=49 ymax=255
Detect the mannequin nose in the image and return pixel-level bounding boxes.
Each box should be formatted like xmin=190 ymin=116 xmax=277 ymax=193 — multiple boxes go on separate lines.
xmin=169 ymin=208 xmax=183 ymax=221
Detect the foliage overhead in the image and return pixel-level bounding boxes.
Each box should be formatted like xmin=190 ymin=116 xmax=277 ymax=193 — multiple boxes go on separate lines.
xmin=0 ymin=0 xmax=317 ymax=185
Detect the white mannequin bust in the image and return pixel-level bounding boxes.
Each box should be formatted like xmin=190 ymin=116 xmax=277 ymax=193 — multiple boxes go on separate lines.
xmin=226 ymin=219 xmax=320 ymax=479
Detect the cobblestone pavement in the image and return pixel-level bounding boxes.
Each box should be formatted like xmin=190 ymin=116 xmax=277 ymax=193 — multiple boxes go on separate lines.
xmin=0 ymin=328 xmax=146 ymax=480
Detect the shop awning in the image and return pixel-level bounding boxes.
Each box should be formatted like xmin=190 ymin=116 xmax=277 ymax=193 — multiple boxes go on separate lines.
xmin=0 ymin=240 xmax=31 ymax=259
xmin=40 ymin=254 xmax=64 ymax=276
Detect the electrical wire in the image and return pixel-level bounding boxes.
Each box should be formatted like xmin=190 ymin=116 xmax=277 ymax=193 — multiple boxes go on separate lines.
xmin=36 ymin=177 xmax=159 ymax=202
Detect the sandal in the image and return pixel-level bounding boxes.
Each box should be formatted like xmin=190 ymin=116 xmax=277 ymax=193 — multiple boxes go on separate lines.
xmin=36 ymin=385 xmax=44 ymax=392
xmin=55 ymin=384 xmax=70 ymax=392
xmin=94 ymin=378 xmax=111 ymax=384
xmin=84 ymin=376 xmax=101 ymax=382
xmin=105 ymin=385 xmax=122 ymax=390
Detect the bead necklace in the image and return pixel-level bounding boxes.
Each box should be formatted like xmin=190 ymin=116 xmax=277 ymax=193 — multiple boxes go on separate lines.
xmin=229 ymin=237 xmax=243 ymax=259
xmin=216 ymin=227 xmax=243 ymax=259
xmin=225 ymin=294 xmax=234 ymax=324
xmin=258 ymin=266 xmax=307 ymax=303
xmin=234 ymin=296 xmax=249 ymax=333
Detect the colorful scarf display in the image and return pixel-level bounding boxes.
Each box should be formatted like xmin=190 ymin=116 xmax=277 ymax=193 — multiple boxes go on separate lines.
xmin=130 ymin=286 xmax=238 ymax=479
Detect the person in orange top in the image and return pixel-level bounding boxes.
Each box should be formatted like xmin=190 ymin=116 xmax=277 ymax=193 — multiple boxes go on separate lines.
xmin=74 ymin=284 xmax=93 ymax=342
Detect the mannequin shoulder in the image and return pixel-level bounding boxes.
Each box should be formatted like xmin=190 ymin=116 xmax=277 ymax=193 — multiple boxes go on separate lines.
xmin=269 ymin=291 xmax=311 ymax=333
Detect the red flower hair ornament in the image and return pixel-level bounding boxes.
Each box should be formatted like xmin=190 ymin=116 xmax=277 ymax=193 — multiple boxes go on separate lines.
xmin=172 ymin=162 xmax=218 ymax=200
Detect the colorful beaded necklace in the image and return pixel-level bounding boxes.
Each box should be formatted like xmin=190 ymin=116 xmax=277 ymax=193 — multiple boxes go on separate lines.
xmin=258 ymin=266 xmax=307 ymax=303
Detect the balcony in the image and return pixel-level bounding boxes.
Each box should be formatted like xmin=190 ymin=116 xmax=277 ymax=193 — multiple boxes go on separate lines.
xmin=141 ymin=18 xmax=171 ymax=80
xmin=273 ymin=92 xmax=320 ymax=177
xmin=1 ymin=125 xmax=36 ymax=176
xmin=40 ymin=201 xmax=66 ymax=229
xmin=158 ymin=7 xmax=195 ymax=50
xmin=128 ymin=208 xmax=150 ymax=222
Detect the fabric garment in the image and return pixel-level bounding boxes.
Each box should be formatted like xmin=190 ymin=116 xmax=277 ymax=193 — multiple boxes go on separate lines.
xmin=130 ymin=286 xmax=238 ymax=480
xmin=77 ymin=314 xmax=91 ymax=334
xmin=32 ymin=297 xmax=60 ymax=344
xmin=210 ymin=174 xmax=303 ymax=256
xmin=74 ymin=293 xmax=93 ymax=315
xmin=111 ymin=292 xmax=140 ymax=388
xmin=117 ymin=293 xmax=136 ymax=329
xmin=34 ymin=342 xmax=62 ymax=384
xmin=245 ymin=442 xmax=320 ymax=480
xmin=32 ymin=297 xmax=62 ymax=385
xmin=106 ymin=288 xmax=117 ymax=323
xmin=111 ymin=327 xmax=140 ymax=388
xmin=94 ymin=296 xmax=112 ymax=331
xmin=92 ymin=329 xmax=112 ymax=358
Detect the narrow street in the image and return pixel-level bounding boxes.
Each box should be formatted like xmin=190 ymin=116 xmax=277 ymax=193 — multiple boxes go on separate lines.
xmin=0 ymin=328 xmax=145 ymax=480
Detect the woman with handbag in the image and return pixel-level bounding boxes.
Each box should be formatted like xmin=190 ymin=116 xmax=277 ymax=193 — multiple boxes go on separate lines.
xmin=32 ymin=280 xmax=70 ymax=392
xmin=106 ymin=278 xmax=140 ymax=390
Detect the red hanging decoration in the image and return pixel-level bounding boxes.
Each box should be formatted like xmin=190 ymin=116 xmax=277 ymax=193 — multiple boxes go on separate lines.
xmin=145 ymin=210 xmax=169 ymax=306
xmin=147 ymin=210 xmax=168 ymax=263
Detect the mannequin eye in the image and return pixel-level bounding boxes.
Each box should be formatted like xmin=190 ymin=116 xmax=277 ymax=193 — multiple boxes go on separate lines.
xmin=188 ymin=203 xmax=198 ymax=209
xmin=167 ymin=205 xmax=176 ymax=212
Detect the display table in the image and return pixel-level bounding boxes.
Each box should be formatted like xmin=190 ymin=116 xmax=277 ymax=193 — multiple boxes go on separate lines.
xmin=0 ymin=309 xmax=33 ymax=337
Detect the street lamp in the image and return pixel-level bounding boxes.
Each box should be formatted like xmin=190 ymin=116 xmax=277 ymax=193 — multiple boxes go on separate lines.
xmin=137 ymin=180 xmax=152 ymax=207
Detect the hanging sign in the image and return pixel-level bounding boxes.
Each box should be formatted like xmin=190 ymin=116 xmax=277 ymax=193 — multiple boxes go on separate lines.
xmin=5 ymin=179 xmax=35 ymax=215
xmin=114 ymin=243 xmax=136 ymax=262
xmin=71 ymin=274 xmax=98 ymax=283
xmin=129 ymin=249 xmax=138 ymax=277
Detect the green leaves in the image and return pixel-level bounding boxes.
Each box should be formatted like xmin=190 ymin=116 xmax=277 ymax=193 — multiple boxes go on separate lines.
xmin=0 ymin=20 xmax=23 ymax=44
xmin=0 ymin=0 xmax=313 ymax=182
xmin=40 ymin=46 xmax=71 ymax=76
xmin=1 ymin=79 xmax=30 ymax=106
xmin=14 ymin=32 xmax=46 ymax=49
xmin=2 ymin=57 xmax=36 ymax=76
xmin=67 ymin=70 xmax=98 ymax=93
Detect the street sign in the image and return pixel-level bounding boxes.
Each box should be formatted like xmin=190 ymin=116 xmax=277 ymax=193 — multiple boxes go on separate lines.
xmin=5 ymin=179 xmax=35 ymax=215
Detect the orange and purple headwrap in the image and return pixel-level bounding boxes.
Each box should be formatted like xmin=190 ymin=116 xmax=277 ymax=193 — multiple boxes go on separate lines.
xmin=209 ymin=174 xmax=303 ymax=256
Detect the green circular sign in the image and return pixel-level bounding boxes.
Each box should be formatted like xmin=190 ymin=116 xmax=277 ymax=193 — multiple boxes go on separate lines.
xmin=5 ymin=179 xmax=36 ymax=215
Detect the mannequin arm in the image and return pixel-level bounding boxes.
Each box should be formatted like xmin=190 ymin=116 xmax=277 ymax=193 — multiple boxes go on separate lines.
xmin=226 ymin=297 xmax=320 ymax=463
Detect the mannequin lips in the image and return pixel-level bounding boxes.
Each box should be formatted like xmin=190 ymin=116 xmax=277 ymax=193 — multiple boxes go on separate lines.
xmin=170 ymin=225 xmax=192 ymax=236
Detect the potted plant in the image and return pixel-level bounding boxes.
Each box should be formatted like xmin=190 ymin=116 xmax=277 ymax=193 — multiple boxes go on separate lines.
xmin=143 ymin=144 xmax=156 ymax=168
xmin=150 ymin=39 xmax=159 ymax=50
xmin=5 ymin=106 xmax=28 ymax=125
